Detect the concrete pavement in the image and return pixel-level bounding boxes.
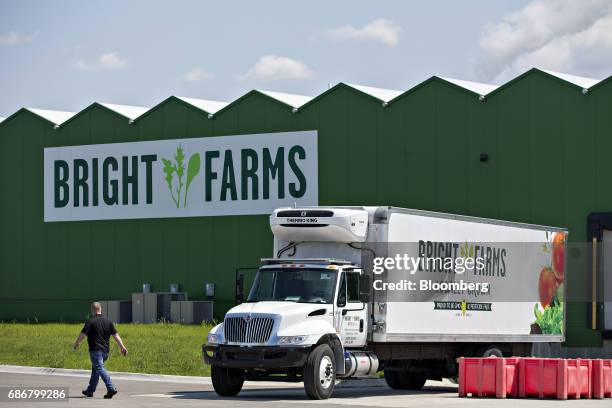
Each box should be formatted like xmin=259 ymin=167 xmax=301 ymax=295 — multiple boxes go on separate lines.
xmin=0 ymin=366 xmax=610 ymax=408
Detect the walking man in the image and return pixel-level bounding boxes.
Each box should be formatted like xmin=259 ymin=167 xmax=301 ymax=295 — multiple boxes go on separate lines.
xmin=73 ymin=302 xmax=128 ymax=399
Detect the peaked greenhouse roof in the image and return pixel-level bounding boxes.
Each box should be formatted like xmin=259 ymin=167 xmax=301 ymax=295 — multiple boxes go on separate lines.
xmin=257 ymin=90 xmax=313 ymax=109
xmin=175 ymin=97 xmax=228 ymax=114
xmin=1 ymin=68 xmax=610 ymax=129
xmin=344 ymin=83 xmax=403 ymax=103
xmin=25 ymin=108 xmax=77 ymax=126
xmin=437 ymin=77 xmax=499 ymax=96
xmin=98 ymin=103 xmax=149 ymax=121
xmin=540 ymin=69 xmax=599 ymax=89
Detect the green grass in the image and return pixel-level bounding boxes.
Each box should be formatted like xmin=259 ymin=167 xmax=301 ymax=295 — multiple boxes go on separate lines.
xmin=0 ymin=322 xmax=213 ymax=376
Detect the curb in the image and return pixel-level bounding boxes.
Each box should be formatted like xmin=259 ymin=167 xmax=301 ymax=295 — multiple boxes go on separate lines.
xmin=0 ymin=365 xmax=388 ymax=388
xmin=0 ymin=364 xmax=213 ymax=384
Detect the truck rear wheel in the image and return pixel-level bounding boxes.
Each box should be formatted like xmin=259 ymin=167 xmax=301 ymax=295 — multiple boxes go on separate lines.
xmin=479 ymin=345 xmax=504 ymax=358
xmin=211 ymin=366 xmax=245 ymax=397
xmin=384 ymin=369 xmax=403 ymax=389
xmin=303 ymin=344 xmax=336 ymax=399
xmin=384 ymin=368 xmax=426 ymax=390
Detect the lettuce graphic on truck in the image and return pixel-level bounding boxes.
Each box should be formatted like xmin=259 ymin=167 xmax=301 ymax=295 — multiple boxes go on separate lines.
xmin=532 ymin=232 xmax=566 ymax=335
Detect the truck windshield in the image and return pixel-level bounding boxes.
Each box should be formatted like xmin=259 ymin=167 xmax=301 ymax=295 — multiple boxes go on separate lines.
xmin=247 ymin=269 xmax=337 ymax=304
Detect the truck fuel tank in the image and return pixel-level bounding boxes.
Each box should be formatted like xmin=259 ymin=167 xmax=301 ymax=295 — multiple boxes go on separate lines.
xmin=343 ymin=351 xmax=379 ymax=378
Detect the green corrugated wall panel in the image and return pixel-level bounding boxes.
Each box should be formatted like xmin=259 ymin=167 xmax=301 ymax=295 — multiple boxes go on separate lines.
xmin=21 ymin=118 xmax=46 ymax=300
xmin=235 ymin=94 xmax=267 ymax=134
xmin=376 ymin=99 xmax=406 ymax=207
xmin=434 ymin=82 xmax=470 ymax=214
xmin=18 ymin=119 xmax=39 ymax=301
xmin=316 ymin=87 xmax=350 ymax=205
xmin=161 ymin=218 xmax=187 ymax=292
xmin=466 ymin=91 xmax=498 ymax=219
xmin=42 ymin=118 xmax=71 ymax=307
xmin=10 ymin=116 xmax=25 ymax=298
xmin=403 ymin=85 xmax=436 ymax=211
xmin=0 ymin=116 xmax=24 ymax=300
xmin=556 ymin=79 xmax=592 ymax=347
xmin=591 ymin=83 xmax=612 ymax=212
xmin=528 ymin=74 xmax=565 ymax=227
xmin=294 ymin=98 xmax=320 ymax=133
xmin=263 ymin=101 xmax=295 ymax=132
xmin=347 ymin=90 xmax=378 ymax=205
xmin=212 ymin=104 xmax=239 ymax=137
xmin=211 ymin=216 xmax=240 ymax=307
xmin=496 ymin=76 xmax=532 ymax=223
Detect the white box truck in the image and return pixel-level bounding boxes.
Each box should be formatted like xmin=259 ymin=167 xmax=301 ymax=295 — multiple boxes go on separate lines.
xmin=204 ymin=206 xmax=567 ymax=399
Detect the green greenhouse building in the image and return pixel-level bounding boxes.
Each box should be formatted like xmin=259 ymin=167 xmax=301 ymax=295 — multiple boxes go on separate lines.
xmin=1 ymin=68 xmax=611 ymax=351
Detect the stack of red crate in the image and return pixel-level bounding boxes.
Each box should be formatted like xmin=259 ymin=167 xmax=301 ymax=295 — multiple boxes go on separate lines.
xmin=592 ymin=359 xmax=612 ymax=399
xmin=458 ymin=357 xmax=519 ymax=398
xmin=458 ymin=357 xmax=611 ymax=399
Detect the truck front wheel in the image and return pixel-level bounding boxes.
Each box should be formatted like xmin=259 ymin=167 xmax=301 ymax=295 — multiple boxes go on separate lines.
xmin=303 ymin=344 xmax=336 ymax=399
xmin=211 ymin=366 xmax=245 ymax=397
xmin=384 ymin=368 xmax=426 ymax=390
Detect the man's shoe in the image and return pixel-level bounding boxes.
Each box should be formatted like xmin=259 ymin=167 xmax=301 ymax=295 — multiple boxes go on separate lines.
xmin=103 ymin=389 xmax=117 ymax=399
xmin=82 ymin=390 xmax=93 ymax=398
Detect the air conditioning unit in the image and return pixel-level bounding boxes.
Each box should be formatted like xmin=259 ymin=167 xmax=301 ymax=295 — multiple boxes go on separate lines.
xmin=270 ymin=208 xmax=368 ymax=243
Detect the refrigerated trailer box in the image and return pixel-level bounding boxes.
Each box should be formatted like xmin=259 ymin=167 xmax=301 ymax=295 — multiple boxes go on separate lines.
xmin=204 ymin=206 xmax=567 ymax=399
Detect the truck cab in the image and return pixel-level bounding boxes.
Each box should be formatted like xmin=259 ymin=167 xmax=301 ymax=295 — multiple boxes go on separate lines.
xmin=204 ymin=258 xmax=375 ymax=399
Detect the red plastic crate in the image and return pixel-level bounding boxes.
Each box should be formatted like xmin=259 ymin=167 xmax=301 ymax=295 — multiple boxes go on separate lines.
xmin=458 ymin=357 xmax=519 ymax=398
xmin=519 ymin=358 xmax=568 ymax=399
xmin=566 ymin=359 xmax=591 ymax=399
xmin=592 ymin=359 xmax=612 ymax=399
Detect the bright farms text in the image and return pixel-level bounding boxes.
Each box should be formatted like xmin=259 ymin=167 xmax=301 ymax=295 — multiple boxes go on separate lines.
xmin=52 ymin=146 xmax=307 ymax=207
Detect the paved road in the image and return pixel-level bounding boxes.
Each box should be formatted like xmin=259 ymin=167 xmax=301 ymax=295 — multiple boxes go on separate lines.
xmin=1 ymin=371 xmax=611 ymax=408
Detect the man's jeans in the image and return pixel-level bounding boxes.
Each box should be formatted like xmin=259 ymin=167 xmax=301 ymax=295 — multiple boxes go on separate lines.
xmin=86 ymin=351 xmax=115 ymax=393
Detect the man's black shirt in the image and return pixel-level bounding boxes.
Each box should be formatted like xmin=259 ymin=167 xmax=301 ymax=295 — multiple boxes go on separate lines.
xmin=81 ymin=314 xmax=117 ymax=353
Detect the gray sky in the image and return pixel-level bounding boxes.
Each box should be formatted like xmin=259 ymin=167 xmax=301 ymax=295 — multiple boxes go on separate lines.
xmin=1 ymin=0 xmax=611 ymax=117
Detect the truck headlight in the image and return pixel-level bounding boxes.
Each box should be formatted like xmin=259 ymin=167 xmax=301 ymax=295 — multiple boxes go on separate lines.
xmin=207 ymin=333 xmax=222 ymax=345
xmin=278 ymin=336 xmax=307 ymax=345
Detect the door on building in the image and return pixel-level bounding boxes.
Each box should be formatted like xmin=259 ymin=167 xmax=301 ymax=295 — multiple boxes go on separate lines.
xmin=602 ymin=231 xmax=612 ymax=332
xmin=587 ymin=213 xmax=612 ymax=338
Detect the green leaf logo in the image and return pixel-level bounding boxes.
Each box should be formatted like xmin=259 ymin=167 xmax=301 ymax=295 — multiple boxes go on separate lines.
xmin=184 ymin=153 xmax=201 ymax=207
xmin=161 ymin=144 xmax=201 ymax=208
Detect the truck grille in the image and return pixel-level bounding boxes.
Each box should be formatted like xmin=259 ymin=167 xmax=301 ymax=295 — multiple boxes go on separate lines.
xmin=224 ymin=316 xmax=274 ymax=344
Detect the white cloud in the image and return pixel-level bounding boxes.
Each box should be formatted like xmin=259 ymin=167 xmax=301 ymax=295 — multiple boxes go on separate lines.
xmin=74 ymin=52 xmax=128 ymax=71
xmin=322 ymin=18 xmax=402 ymax=47
xmin=0 ymin=31 xmax=37 ymax=46
xmin=478 ymin=0 xmax=612 ymax=82
xmin=241 ymin=55 xmax=314 ymax=81
xmin=182 ymin=67 xmax=214 ymax=82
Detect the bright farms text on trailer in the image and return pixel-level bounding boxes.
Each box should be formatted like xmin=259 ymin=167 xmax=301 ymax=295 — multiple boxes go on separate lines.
xmin=43 ymin=131 xmax=318 ymax=222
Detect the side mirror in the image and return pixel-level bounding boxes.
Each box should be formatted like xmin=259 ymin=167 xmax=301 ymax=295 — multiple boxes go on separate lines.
xmin=235 ymin=273 xmax=244 ymax=304
xmin=359 ymin=274 xmax=371 ymax=304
